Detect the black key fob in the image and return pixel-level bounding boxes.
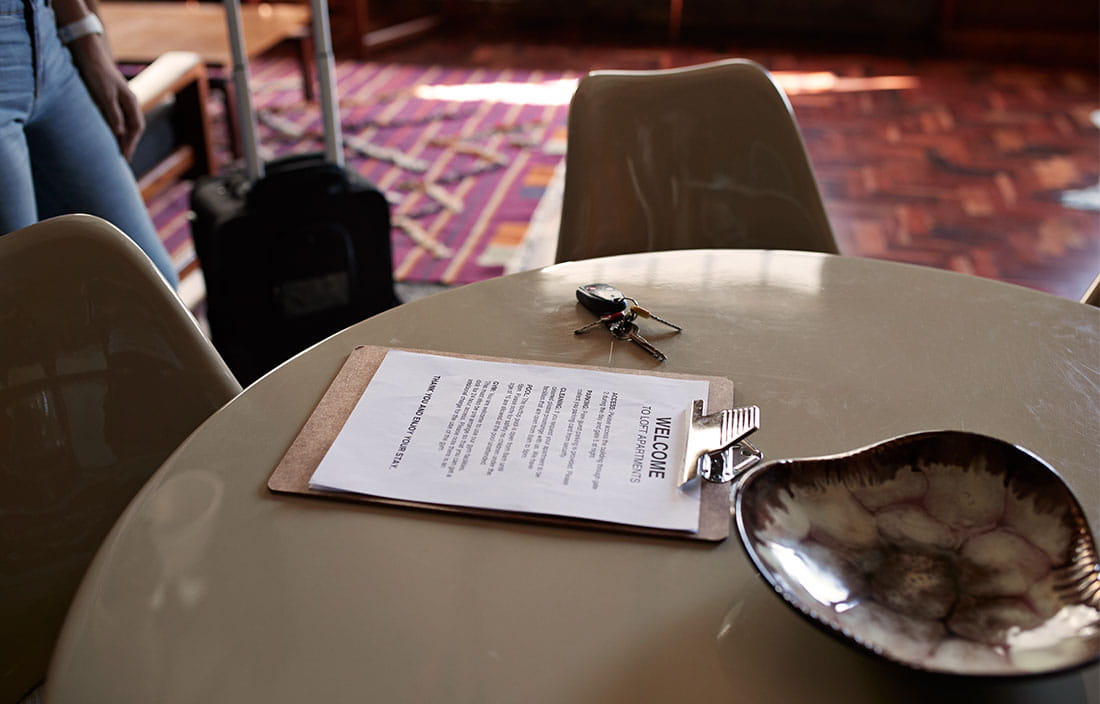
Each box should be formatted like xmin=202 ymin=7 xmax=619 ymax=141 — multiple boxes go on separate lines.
xmin=576 ymin=283 xmax=627 ymax=316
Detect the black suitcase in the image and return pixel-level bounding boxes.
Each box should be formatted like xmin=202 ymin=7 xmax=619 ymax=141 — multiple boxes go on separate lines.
xmin=190 ymin=0 xmax=398 ymax=385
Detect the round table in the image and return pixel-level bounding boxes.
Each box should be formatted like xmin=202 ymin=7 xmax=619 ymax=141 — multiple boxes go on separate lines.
xmin=48 ymin=251 xmax=1099 ymax=703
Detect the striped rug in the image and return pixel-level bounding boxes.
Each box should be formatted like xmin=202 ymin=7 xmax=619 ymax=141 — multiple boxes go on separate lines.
xmin=148 ymin=56 xmax=576 ymax=288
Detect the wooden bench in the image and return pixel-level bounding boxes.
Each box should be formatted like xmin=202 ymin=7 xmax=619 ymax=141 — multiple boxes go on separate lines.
xmin=128 ymin=51 xmax=215 ymax=200
xmin=102 ymin=1 xmax=313 ymax=157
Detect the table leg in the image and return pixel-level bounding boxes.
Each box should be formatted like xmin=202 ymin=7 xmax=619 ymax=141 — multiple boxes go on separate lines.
xmin=348 ymin=0 xmax=441 ymax=57
xmin=294 ymin=28 xmax=316 ymax=102
xmin=210 ymin=76 xmax=243 ymax=160
xmin=353 ymin=0 xmax=369 ymax=60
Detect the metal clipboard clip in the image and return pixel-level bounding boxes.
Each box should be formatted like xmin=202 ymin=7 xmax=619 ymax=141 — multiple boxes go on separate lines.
xmin=678 ymin=401 xmax=763 ymax=487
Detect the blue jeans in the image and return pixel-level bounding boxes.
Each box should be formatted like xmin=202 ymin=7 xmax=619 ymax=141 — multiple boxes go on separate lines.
xmin=0 ymin=0 xmax=178 ymax=287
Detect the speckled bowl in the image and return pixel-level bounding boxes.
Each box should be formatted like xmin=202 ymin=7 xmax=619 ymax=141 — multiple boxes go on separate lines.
xmin=733 ymin=430 xmax=1099 ymax=677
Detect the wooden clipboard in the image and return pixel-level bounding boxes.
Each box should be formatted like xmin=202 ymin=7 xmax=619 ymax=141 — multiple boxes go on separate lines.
xmin=268 ymin=345 xmax=736 ymax=541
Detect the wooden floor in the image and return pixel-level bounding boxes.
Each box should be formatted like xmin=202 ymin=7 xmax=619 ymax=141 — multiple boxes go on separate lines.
xmin=373 ymin=26 xmax=1100 ymax=301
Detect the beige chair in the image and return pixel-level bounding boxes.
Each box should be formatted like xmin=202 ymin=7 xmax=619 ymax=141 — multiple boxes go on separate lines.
xmin=555 ymin=58 xmax=838 ymax=263
xmin=0 ymin=215 xmax=241 ymax=703
xmin=1082 ymin=272 xmax=1100 ymax=307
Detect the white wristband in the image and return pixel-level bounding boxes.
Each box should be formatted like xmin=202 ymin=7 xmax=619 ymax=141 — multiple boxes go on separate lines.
xmin=57 ymin=14 xmax=104 ymax=44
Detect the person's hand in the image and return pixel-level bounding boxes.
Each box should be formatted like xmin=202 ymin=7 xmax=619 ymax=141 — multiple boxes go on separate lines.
xmin=68 ymin=33 xmax=145 ymax=159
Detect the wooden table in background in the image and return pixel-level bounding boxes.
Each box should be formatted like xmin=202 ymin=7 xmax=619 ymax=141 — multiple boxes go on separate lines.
xmin=100 ymin=1 xmax=314 ymax=156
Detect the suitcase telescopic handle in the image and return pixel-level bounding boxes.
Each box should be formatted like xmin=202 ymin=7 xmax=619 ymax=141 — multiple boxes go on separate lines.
xmin=223 ymin=0 xmax=345 ymax=183
xmin=224 ymin=0 xmax=264 ymax=181
xmin=309 ymin=0 xmax=344 ymax=168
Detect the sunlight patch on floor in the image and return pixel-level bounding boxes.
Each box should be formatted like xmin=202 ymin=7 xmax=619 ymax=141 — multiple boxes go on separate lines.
xmin=413 ymin=78 xmax=579 ymax=105
xmin=772 ymin=71 xmax=920 ymax=94
xmin=410 ymin=71 xmax=918 ymax=106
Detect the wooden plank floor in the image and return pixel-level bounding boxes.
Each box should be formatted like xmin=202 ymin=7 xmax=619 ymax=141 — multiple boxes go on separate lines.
xmin=376 ymin=28 xmax=1100 ymax=301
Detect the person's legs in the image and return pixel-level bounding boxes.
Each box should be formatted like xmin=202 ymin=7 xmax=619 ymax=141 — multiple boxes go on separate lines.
xmin=24 ymin=0 xmax=178 ymax=287
xmin=0 ymin=0 xmax=41 ymax=234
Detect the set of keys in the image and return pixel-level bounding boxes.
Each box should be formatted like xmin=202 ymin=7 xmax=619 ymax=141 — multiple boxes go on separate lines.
xmin=573 ymin=283 xmax=682 ymax=361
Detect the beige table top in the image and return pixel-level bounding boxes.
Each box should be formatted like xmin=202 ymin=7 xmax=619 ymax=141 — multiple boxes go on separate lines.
xmin=48 ymin=251 xmax=1099 ymax=703
xmin=99 ymin=1 xmax=310 ymax=65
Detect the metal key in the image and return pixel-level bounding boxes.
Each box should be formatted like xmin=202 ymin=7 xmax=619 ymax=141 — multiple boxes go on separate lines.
xmin=610 ymin=319 xmax=667 ymax=361
xmin=576 ymin=283 xmax=683 ymax=331
xmin=574 ymin=283 xmax=679 ymax=360
xmin=624 ymin=300 xmax=682 ymax=332
xmin=573 ymin=308 xmax=629 ymax=335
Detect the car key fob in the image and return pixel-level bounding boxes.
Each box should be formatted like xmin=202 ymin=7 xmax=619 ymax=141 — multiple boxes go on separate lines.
xmin=575 ymin=283 xmax=628 ymax=316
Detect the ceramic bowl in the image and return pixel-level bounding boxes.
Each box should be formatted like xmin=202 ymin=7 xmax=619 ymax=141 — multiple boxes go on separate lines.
xmin=734 ymin=430 xmax=1099 ymax=677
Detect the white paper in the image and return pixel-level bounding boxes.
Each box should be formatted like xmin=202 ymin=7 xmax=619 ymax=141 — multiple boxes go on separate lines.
xmin=309 ymin=351 xmax=711 ymax=531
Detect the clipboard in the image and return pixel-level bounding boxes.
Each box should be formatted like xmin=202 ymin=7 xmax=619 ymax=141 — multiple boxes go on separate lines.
xmin=268 ymin=345 xmax=754 ymax=541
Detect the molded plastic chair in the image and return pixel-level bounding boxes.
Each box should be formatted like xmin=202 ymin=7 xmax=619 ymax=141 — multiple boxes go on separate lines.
xmin=1082 ymin=272 xmax=1100 ymax=307
xmin=0 ymin=215 xmax=241 ymax=703
xmin=555 ymin=58 xmax=838 ymax=263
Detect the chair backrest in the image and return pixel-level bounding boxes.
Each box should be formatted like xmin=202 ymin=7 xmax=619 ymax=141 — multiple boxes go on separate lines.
xmin=1082 ymin=272 xmax=1100 ymax=307
xmin=0 ymin=215 xmax=241 ymax=702
xmin=555 ymin=58 xmax=838 ymax=263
